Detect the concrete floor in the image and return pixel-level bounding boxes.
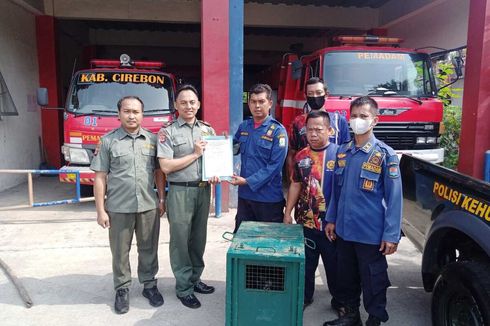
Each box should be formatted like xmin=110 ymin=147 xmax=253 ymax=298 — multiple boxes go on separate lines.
xmin=0 ymin=176 xmax=431 ymax=325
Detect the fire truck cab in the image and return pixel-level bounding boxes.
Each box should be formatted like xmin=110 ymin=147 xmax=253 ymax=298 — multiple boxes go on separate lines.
xmin=38 ymin=54 xmax=176 ymax=194
xmin=272 ymin=35 xmax=445 ymax=164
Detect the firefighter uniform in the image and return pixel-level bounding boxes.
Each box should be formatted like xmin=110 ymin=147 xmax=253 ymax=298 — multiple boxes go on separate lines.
xmin=233 ymin=116 xmax=288 ymax=231
xmin=90 ymin=127 xmax=160 ymax=291
xmin=157 ymin=116 xmax=215 ymax=297
xmin=326 ymin=135 xmax=402 ymax=322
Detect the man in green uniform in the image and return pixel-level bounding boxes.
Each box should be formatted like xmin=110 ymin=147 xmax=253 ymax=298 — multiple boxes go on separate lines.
xmin=91 ymin=96 xmax=165 ymax=314
xmin=158 ymin=84 xmax=219 ymax=309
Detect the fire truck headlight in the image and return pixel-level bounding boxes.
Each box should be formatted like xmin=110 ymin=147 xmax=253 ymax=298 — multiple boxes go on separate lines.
xmin=416 ymin=137 xmax=427 ymax=144
xmin=63 ymin=146 xmax=90 ymax=164
xmin=426 ymin=137 xmax=437 ymax=144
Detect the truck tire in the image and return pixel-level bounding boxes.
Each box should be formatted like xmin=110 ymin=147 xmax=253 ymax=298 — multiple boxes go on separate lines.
xmin=432 ymin=261 xmax=490 ymax=326
xmin=80 ymin=185 xmax=93 ymax=197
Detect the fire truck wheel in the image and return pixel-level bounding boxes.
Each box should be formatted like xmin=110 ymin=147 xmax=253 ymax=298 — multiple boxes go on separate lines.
xmin=80 ymin=185 xmax=94 ymax=197
xmin=431 ymin=261 xmax=490 ymax=326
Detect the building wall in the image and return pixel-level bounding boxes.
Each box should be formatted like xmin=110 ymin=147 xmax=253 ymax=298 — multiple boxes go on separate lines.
xmin=0 ymin=1 xmax=41 ymax=191
xmin=382 ymin=0 xmax=469 ymax=106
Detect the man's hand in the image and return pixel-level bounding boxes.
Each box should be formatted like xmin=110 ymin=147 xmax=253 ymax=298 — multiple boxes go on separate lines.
xmin=97 ymin=211 xmax=110 ymax=229
xmin=380 ymin=241 xmax=398 ymax=255
xmin=229 ymin=174 xmax=247 ymax=186
xmin=193 ymin=140 xmax=207 ymax=157
xmin=283 ymin=214 xmax=293 ymax=224
xmin=208 ymin=176 xmax=221 ymax=185
xmin=325 ymin=222 xmax=336 ymax=242
xmin=158 ymin=199 xmax=166 ymax=217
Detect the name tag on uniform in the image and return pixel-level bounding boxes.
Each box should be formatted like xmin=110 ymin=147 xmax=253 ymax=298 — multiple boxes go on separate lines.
xmin=362 ymin=162 xmax=381 ymax=174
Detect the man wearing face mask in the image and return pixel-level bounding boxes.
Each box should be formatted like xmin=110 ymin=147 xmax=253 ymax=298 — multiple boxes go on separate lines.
xmin=287 ymin=77 xmax=350 ymax=177
xmin=323 ymin=96 xmax=402 ymax=326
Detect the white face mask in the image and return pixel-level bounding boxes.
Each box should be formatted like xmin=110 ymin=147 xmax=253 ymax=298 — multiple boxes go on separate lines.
xmin=350 ymin=118 xmax=373 ymax=135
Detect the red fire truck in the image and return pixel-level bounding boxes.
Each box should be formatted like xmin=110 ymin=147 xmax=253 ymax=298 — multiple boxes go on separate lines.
xmin=39 ymin=54 xmax=176 ymax=195
xmin=266 ymin=35 xmax=445 ymax=164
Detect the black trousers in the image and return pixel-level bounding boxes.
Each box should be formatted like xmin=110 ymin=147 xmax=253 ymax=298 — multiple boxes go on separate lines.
xmin=303 ymin=226 xmax=338 ymax=303
xmin=336 ymin=236 xmax=391 ymax=322
xmin=234 ymin=197 xmax=285 ymax=233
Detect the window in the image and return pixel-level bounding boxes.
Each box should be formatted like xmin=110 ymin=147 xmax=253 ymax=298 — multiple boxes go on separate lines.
xmin=0 ymin=70 xmax=18 ymax=117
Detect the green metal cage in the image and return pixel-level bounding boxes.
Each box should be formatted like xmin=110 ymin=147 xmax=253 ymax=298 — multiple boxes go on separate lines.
xmin=225 ymin=222 xmax=305 ymax=326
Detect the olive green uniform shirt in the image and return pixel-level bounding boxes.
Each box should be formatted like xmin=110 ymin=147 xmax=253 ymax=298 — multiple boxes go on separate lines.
xmin=157 ymin=117 xmax=215 ymax=182
xmin=90 ymin=127 xmax=159 ymax=213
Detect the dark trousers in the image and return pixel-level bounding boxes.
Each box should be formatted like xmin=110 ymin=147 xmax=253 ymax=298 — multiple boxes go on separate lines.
xmin=234 ymin=197 xmax=285 ymax=233
xmin=336 ymin=236 xmax=391 ymax=322
xmin=303 ymin=226 xmax=338 ymax=303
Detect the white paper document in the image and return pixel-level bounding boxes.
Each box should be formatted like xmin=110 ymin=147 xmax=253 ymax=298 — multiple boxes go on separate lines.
xmin=202 ymin=136 xmax=233 ymax=181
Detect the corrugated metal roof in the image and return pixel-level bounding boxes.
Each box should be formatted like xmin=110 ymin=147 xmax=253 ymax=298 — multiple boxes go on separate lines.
xmin=245 ymin=0 xmax=391 ymax=8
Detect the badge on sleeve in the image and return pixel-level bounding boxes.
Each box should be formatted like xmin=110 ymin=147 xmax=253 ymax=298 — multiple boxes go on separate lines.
xmin=158 ymin=130 xmax=166 ymax=144
xmin=387 ymin=155 xmax=400 ymax=178
xmin=278 ymin=134 xmax=286 ymax=147
xmin=94 ymin=140 xmax=102 ymax=156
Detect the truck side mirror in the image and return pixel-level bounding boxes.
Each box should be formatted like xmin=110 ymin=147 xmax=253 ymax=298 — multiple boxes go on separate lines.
xmin=291 ymin=60 xmax=302 ymax=80
xmin=452 ymin=55 xmax=463 ymax=77
xmin=37 ymin=88 xmax=49 ymax=107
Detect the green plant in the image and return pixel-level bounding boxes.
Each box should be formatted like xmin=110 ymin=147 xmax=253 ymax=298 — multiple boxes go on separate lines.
xmin=436 ymin=62 xmax=462 ymax=169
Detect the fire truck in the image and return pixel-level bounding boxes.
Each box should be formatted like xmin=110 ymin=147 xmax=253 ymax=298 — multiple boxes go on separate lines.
xmin=266 ymin=35 xmax=445 ymax=164
xmin=38 ymin=54 xmax=176 ymax=195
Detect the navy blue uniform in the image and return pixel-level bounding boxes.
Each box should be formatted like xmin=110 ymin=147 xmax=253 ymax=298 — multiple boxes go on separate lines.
xmin=233 ymin=116 xmax=288 ymax=231
xmin=326 ymin=135 xmax=402 ymax=322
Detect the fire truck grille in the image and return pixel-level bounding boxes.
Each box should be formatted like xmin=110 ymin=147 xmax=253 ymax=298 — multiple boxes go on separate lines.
xmin=375 ymin=134 xmax=416 ymax=150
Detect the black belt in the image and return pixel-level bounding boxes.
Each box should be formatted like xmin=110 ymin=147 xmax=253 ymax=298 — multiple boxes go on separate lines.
xmin=169 ymin=181 xmax=209 ymax=187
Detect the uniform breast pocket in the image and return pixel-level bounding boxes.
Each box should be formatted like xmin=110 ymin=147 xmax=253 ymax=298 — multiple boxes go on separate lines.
xmin=359 ymin=169 xmax=381 ymax=193
xmin=257 ymin=139 xmax=272 ymax=159
xmin=111 ymin=147 xmax=132 ymax=170
xmin=172 ymin=135 xmax=188 ymax=156
xmin=334 ymin=167 xmax=345 ymax=186
xmin=141 ymin=147 xmax=156 ymax=171
xmin=238 ymin=135 xmax=248 ymax=154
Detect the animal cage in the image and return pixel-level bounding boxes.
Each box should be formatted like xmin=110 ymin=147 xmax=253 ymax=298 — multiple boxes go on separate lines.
xmin=225 ymin=222 xmax=305 ymax=326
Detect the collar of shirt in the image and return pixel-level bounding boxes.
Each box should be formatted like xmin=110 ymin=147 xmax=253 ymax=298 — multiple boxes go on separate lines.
xmin=348 ymin=134 xmax=376 ymax=154
xmin=116 ymin=127 xmax=146 ymax=140
xmin=177 ymin=115 xmax=200 ymax=128
xmin=250 ymin=115 xmax=271 ymax=128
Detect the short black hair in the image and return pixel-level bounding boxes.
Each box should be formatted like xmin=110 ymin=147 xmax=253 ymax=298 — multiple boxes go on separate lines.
xmin=176 ymin=84 xmax=199 ymax=99
xmin=305 ymin=77 xmax=328 ymax=94
xmin=350 ymin=96 xmax=378 ymax=116
xmin=249 ymin=83 xmax=272 ymax=100
xmin=117 ymin=96 xmax=144 ymax=111
xmin=306 ymin=110 xmax=331 ymax=127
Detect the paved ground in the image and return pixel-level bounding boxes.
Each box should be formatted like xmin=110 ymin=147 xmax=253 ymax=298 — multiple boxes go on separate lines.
xmin=0 ymin=176 xmax=431 ymax=325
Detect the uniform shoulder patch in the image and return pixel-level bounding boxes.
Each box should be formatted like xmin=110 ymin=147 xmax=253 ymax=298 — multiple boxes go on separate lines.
xmin=158 ymin=129 xmax=166 ymax=144
xmin=386 ymin=154 xmax=400 ymax=178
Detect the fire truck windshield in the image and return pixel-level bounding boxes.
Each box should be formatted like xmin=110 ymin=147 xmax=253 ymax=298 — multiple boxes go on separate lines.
xmin=67 ymin=71 xmax=173 ymax=116
xmin=323 ymin=52 xmax=436 ymax=97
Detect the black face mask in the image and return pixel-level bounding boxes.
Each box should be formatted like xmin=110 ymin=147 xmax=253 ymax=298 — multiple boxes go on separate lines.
xmin=306 ymin=96 xmax=325 ymax=110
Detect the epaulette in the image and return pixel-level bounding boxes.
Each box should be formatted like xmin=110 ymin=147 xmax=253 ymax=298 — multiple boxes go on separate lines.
xmin=375 ymin=139 xmax=397 ymax=156
xmin=198 ymin=120 xmax=211 ymax=127
xmin=163 ymin=120 xmax=177 ymax=128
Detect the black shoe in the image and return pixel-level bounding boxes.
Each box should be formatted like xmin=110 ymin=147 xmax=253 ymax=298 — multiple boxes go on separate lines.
xmin=178 ymin=294 xmax=201 ymax=309
xmin=142 ymin=286 xmax=164 ymax=307
xmin=324 ymin=307 xmax=362 ymax=326
xmin=365 ymin=315 xmax=381 ymax=326
xmin=331 ymin=298 xmax=344 ymax=316
xmin=303 ymin=297 xmax=314 ymax=310
xmin=194 ymin=281 xmax=215 ymax=294
xmin=114 ymin=288 xmax=129 ymax=314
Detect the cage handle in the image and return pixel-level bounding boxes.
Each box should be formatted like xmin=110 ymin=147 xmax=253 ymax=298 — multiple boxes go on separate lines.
xmin=255 ymin=246 xmax=276 ymax=253
xmin=304 ymin=237 xmax=316 ymax=250
xmin=222 ymin=231 xmax=235 ymax=242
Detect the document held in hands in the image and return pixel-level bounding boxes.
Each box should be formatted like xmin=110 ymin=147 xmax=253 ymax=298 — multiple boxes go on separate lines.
xmin=201 ymin=135 xmax=233 ymax=181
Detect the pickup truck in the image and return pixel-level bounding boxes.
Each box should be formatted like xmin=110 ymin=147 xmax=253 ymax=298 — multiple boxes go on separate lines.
xmin=400 ymin=154 xmax=490 ymax=325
